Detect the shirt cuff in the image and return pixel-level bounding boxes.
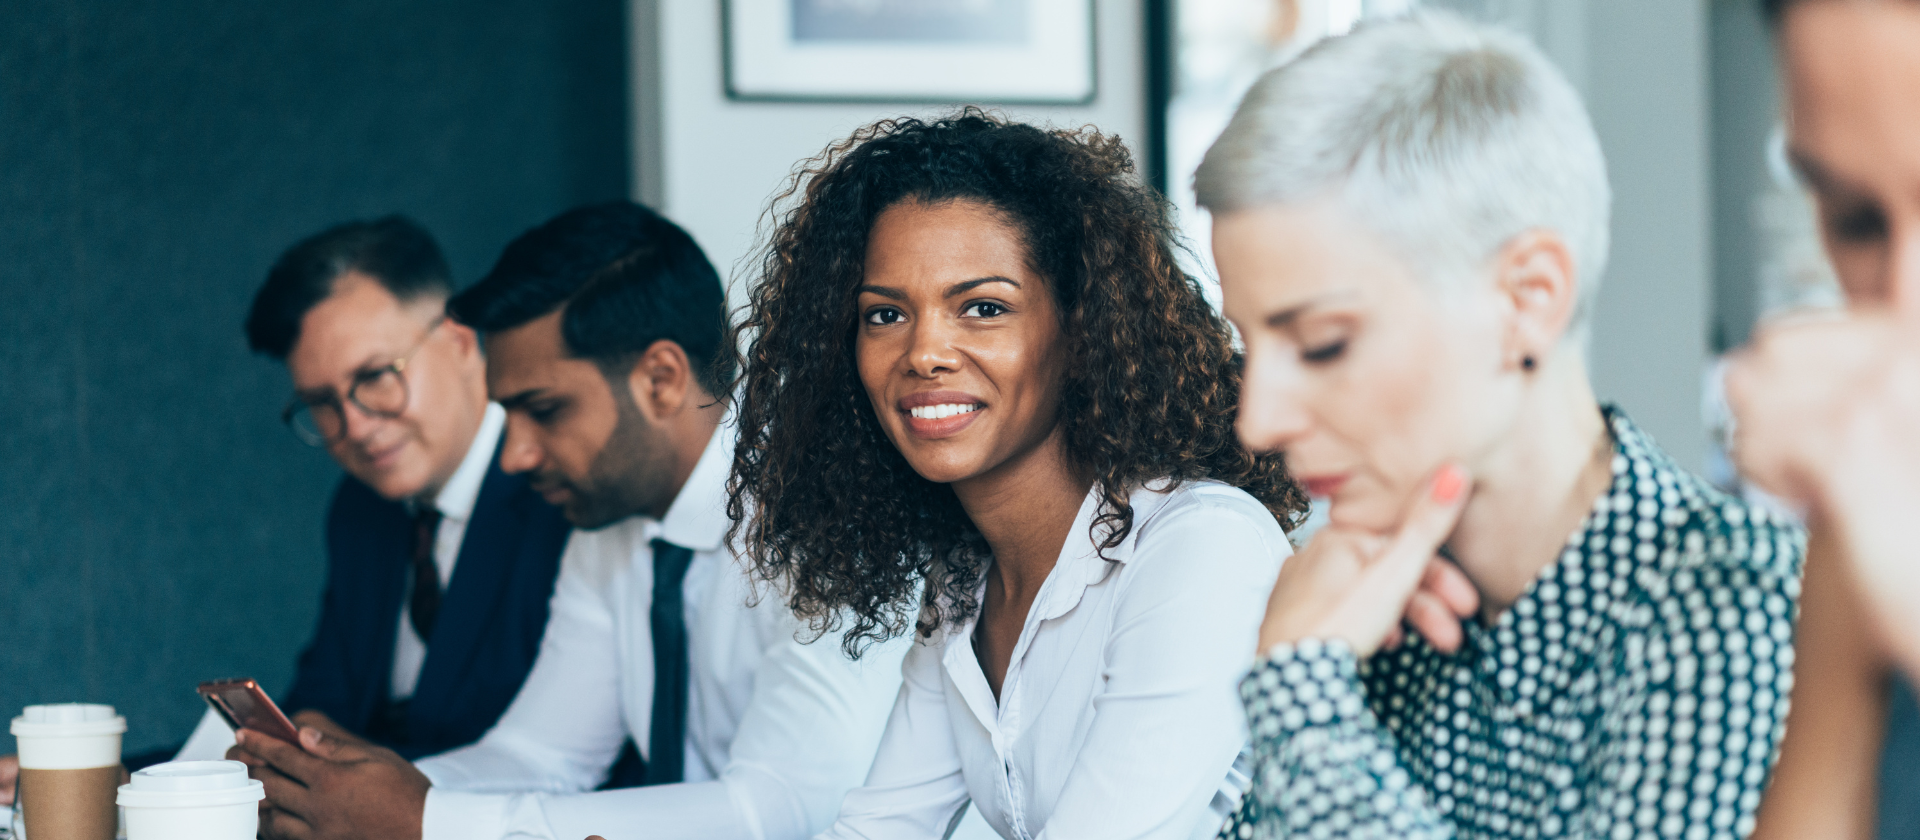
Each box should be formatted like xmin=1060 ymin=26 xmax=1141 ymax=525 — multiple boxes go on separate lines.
xmin=172 ymin=708 xmax=237 ymax=762
xmin=1242 ymin=638 xmax=1366 ymax=736
xmin=423 ymin=788 xmax=513 ymax=840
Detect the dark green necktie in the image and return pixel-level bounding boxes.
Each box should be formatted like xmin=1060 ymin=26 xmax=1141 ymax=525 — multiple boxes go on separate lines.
xmin=645 ymin=538 xmax=695 ymax=785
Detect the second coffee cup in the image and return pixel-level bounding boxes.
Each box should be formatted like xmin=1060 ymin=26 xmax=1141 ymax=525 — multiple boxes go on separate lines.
xmin=116 ymin=761 xmax=263 ymax=840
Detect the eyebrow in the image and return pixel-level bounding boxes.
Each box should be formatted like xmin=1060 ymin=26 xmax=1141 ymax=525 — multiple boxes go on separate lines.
xmin=290 ymin=350 xmax=411 ymax=401
xmin=1788 ymin=146 xmax=1862 ymax=200
xmin=292 ymin=385 xmax=337 ymax=403
xmin=1263 ymin=291 xmax=1358 ymax=328
xmin=856 ymin=276 xmax=1022 ymax=301
xmin=495 ymin=389 xmax=547 ymax=410
xmin=945 ymin=276 xmax=1019 ymax=297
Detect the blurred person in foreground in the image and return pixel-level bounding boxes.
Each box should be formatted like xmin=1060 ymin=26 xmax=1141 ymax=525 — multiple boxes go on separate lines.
xmin=725 ymin=109 xmax=1306 ymax=839
xmin=1198 ymin=13 xmax=1805 ymax=839
xmin=230 ymin=201 xmax=909 ymax=840
xmin=1732 ymin=0 xmax=1920 ymax=837
xmin=0 ymin=217 xmax=574 ymax=806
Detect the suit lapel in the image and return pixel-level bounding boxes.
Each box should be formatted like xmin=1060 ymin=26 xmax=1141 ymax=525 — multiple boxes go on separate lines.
xmin=359 ymin=491 xmax=415 ymax=727
xmin=407 ymin=442 xmax=528 ymax=729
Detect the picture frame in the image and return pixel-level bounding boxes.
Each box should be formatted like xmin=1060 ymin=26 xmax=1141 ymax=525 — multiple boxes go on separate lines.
xmin=724 ymin=0 xmax=1097 ymax=104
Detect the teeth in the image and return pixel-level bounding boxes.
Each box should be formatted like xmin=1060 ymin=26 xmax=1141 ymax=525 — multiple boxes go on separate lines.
xmin=909 ymin=403 xmax=981 ymax=420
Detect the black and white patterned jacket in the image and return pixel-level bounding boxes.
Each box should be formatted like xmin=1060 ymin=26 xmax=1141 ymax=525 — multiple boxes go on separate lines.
xmin=1222 ymin=406 xmax=1806 ymax=840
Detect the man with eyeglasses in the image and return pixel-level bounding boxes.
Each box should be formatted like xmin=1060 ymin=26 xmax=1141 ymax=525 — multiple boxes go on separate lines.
xmin=199 ymin=217 xmax=572 ymax=762
xmin=0 ymin=218 xmax=582 ymax=803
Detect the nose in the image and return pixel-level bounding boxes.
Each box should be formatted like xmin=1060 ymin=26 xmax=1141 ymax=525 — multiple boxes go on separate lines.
xmin=497 ymin=413 xmax=544 ymax=475
xmin=905 ymin=316 xmax=964 ymax=379
xmin=1235 ymin=355 xmax=1312 ymax=454
xmin=338 ymin=400 xmax=387 ymax=444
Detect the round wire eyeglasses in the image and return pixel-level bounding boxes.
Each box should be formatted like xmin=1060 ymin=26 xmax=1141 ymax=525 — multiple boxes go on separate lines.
xmin=281 ymin=316 xmax=445 ymax=446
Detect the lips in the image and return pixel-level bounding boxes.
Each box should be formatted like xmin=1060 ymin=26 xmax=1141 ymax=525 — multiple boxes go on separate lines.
xmin=528 ymin=475 xmax=573 ymax=505
xmin=898 ymin=389 xmax=986 ymax=439
xmin=1300 ymin=475 xmax=1349 ymax=498
xmin=359 ymin=438 xmax=409 ymax=470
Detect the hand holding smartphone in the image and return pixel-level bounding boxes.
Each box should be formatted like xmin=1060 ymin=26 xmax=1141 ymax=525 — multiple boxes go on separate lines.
xmin=196 ymin=679 xmax=301 ymax=744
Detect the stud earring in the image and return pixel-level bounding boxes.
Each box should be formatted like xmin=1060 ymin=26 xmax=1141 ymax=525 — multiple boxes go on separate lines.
xmin=1521 ymin=355 xmax=1537 ymax=372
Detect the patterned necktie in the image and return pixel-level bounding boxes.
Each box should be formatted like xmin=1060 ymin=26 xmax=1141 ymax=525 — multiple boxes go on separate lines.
xmin=645 ymin=538 xmax=696 ymax=785
xmin=410 ymin=508 xmax=444 ymax=642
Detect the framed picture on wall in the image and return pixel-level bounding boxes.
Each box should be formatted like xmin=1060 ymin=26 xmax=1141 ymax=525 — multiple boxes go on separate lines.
xmin=724 ymin=0 xmax=1096 ymax=103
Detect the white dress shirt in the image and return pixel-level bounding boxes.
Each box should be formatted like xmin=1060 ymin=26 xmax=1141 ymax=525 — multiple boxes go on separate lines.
xmin=819 ymin=480 xmax=1291 ymax=840
xmin=416 ymin=415 xmax=913 ymax=840
xmin=174 ymin=403 xmax=507 ymax=761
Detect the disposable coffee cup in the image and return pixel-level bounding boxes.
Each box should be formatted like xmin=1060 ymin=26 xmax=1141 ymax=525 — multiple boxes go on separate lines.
xmin=115 ymin=761 xmax=261 ymax=840
xmin=10 ymin=704 xmax=126 ymax=840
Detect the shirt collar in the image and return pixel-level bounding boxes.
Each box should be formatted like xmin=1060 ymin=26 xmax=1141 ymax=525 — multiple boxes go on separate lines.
xmin=1024 ymin=480 xmax=1181 ymax=623
xmin=430 ymin=402 xmax=506 ymax=523
xmin=1464 ymin=403 xmax=1645 ymax=669
xmin=654 ymin=407 xmax=739 ymax=554
xmin=939 ymin=479 xmax=1188 ymax=724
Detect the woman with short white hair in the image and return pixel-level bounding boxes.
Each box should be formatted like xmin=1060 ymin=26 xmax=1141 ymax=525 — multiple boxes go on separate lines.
xmin=1197 ymin=13 xmax=1804 ymax=839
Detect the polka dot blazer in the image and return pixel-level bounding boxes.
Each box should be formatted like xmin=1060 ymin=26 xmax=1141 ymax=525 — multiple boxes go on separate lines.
xmin=1220 ymin=406 xmax=1805 ymax=840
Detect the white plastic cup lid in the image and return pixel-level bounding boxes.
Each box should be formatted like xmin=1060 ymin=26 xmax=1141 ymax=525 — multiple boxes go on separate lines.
xmin=118 ymin=761 xmax=264 ymax=809
xmin=10 ymin=704 xmax=126 ymax=738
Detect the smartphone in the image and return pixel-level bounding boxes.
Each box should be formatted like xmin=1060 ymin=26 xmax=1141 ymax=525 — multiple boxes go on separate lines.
xmin=196 ymin=679 xmax=302 ymax=744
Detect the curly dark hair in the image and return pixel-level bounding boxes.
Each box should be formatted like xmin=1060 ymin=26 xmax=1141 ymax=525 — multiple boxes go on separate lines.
xmin=728 ymin=109 xmax=1309 ymax=657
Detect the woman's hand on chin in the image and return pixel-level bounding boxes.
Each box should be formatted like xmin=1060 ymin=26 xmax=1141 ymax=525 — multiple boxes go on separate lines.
xmin=1257 ymin=465 xmax=1476 ymax=658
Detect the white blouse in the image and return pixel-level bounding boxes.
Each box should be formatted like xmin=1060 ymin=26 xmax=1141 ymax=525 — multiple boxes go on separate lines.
xmin=818 ymin=480 xmax=1292 ymax=840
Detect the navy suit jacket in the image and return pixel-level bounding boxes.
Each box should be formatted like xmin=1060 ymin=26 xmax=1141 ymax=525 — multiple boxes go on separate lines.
xmin=282 ymin=441 xmax=571 ymax=760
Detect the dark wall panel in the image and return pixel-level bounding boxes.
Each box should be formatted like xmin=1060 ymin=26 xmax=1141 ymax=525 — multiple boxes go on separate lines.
xmin=0 ymin=0 xmax=627 ymax=754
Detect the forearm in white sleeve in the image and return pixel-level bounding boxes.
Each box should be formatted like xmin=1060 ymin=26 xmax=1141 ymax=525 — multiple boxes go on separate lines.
xmin=1035 ymin=502 xmax=1287 ymax=839
xmin=172 ymin=708 xmax=237 ymax=762
xmin=717 ymin=611 xmax=918 ymax=840
xmin=422 ymin=781 xmax=742 ymax=840
xmin=418 ymin=532 xmax=629 ymax=799
xmin=819 ymin=636 xmax=974 ymax=840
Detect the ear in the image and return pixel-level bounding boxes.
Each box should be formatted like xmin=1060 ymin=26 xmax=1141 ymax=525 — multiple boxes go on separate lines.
xmin=1492 ymin=229 xmax=1579 ymax=370
xmin=444 ymin=318 xmax=482 ymax=360
xmin=624 ymin=339 xmax=694 ymax=420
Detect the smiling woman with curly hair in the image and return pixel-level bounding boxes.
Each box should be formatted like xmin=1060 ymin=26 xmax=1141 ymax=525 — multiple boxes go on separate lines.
xmin=727 ymin=109 xmax=1307 ymax=839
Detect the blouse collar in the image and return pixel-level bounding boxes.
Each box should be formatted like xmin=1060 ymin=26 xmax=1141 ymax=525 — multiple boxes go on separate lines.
xmin=976 ymin=480 xmax=1184 ymax=629
xmin=938 ymin=480 xmax=1186 ymax=702
xmin=1455 ymin=404 xmax=1672 ymax=704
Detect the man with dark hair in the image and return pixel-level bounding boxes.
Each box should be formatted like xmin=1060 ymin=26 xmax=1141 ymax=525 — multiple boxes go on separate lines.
xmin=231 ymin=202 xmax=915 ymax=840
xmin=228 ymin=216 xmax=572 ymax=759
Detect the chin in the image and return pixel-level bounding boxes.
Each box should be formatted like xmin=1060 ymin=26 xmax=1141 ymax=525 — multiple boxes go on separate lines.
xmin=894 ymin=449 xmax=984 ymax=486
xmin=566 ymin=506 xmax=626 ymax=531
xmin=1323 ymin=492 xmax=1404 ymax=534
xmin=879 ymin=431 xmax=974 ymax=484
xmin=902 ymin=462 xmax=974 ymax=485
xmin=349 ymin=457 xmax=425 ymax=499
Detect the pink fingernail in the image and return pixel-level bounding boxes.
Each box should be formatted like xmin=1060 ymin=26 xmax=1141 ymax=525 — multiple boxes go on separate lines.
xmin=1431 ymin=465 xmax=1467 ymax=503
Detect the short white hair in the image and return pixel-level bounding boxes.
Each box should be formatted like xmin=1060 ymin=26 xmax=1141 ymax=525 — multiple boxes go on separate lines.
xmin=1195 ymin=11 xmax=1611 ymax=333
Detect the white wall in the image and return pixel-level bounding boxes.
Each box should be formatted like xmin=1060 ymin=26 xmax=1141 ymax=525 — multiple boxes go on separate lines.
xmin=630 ymin=0 xmax=1712 ymax=471
xmin=1433 ymin=0 xmax=1712 ymax=472
xmin=629 ymin=0 xmax=1147 ymax=306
